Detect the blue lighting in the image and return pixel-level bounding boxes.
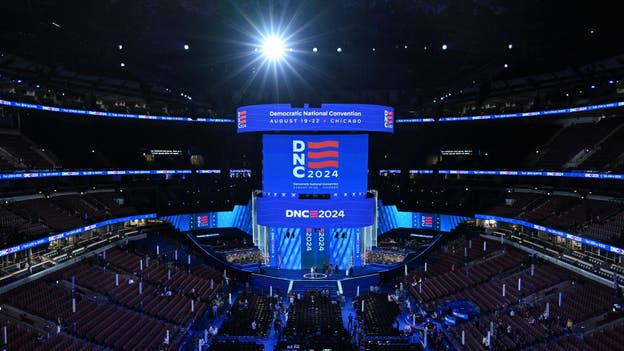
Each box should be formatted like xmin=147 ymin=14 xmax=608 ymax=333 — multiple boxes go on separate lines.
xmin=0 ymin=213 xmax=158 ymax=257
xmin=475 ymin=214 xmax=624 ymax=256
xmin=0 ymin=169 xmax=191 ymax=180
xmin=438 ymin=169 xmax=624 ymax=180
xmin=0 ymin=99 xmax=233 ymax=123
xmin=396 ymin=101 xmax=624 ymax=123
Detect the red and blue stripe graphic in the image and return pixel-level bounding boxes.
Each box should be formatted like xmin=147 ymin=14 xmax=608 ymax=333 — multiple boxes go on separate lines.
xmin=384 ymin=110 xmax=393 ymax=127
xmin=198 ymin=215 xmax=209 ymax=226
xmin=237 ymin=110 xmax=247 ymax=128
xmin=307 ymin=140 xmax=339 ymax=169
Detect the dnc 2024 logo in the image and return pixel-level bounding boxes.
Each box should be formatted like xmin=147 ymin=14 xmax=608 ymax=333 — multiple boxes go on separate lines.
xmin=292 ymin=139 xmax=339 ymax=179
xmin=384 ymin=110 xmax=393 ymax=128
xmin=285 ymin=209 xmax=346 ymax=219
xmin=237 ymin=110 xmax=247 ymax=128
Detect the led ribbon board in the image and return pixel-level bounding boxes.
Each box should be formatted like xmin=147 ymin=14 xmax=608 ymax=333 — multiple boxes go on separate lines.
xmin=439 ymin=170 xmax=624 ymax=180
xmin=395 ymin=101 xmax=624 ymax=123
xmin=475 ymin=214 xmax=624 ymax=256
xmin=237 ymin=103 xmax=394 ymax=133
xmin=0 ymin=99 xmax=233 ymax=123
xmin=0 ymin=169 xmax=192 ymax=180
xmin=0 ymin=213 xmax=157 ymax=257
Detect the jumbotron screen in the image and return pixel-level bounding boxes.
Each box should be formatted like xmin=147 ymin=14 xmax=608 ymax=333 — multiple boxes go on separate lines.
xmin=262 ymin=134 xmax=368 ymax=195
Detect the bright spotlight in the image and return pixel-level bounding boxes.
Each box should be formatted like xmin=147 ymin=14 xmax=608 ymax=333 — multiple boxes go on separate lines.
xmin=337 ymin=47 xmax=342 ymax=53
xmin=184 ymin=44 xmax=189 ymax=50
xmin=262 ymin=36 xmax=286 ymax=60
xmin=312 ymin=47 xmax=318 ymax=52
xmin=442 ymin=44 xmax=448 ymax=50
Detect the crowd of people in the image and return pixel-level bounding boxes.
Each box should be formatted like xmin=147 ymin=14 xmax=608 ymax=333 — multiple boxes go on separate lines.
xmin=378 ymin=237 xmax=429 ymax=251
xmin=223 ymin=248 xmax=265 ymax=265
xmin=366 ymin=249 xmax=407 ymax=265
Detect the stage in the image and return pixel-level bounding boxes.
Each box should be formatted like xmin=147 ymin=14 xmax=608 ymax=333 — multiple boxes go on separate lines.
xmin=245 ymin=264 xmax=390 ymax=297
xmin=244 ymin=264 xmax=387 ymax=280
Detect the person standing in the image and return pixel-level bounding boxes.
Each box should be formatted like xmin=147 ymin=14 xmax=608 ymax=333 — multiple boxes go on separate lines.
xmin=212 ymin=303 xmax=218 ymax=318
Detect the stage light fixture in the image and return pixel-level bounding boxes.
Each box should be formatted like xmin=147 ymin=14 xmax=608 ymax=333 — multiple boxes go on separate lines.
xmin=313 ymin=47 xmax=318 ymax=52
xmin=442 ymin=44 xmax=448 ymax=50
xmin=184 ymin=44 xmax=189 ymax=50
xmin=262 ymin=36 xmax=286 ymax=60
xmin=337 ymin=47 xmax=342 ymax=53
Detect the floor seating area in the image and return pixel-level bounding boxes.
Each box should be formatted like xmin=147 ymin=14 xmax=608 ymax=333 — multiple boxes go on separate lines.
xmin=283 ymin=291 xmax=349 ymax=344
xmin=355 ymin=294 xmax=401 ymax=336
xmin=207 ymin=340 xmax=265 ymax=351
xmin=249 ymin=274 xmax=290 ymax=296
xmin=219 ymin=293 xmax=272 ymax=337
xmin=362 ymin=341 xmax=423 ymax=351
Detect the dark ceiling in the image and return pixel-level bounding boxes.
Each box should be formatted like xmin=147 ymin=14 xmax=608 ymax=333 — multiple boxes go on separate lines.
xmin=0 ymin=0 xmax=621 ymax=113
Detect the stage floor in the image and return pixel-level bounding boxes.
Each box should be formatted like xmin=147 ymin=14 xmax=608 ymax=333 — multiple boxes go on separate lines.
xmin=243 ymin=265 xmax=387 ymax=280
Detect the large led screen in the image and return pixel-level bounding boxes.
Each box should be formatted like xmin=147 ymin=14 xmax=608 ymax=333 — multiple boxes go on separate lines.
xmin=262 ymin=134 xmax=368 ymax=195
xmin=237 ymin=104 xmax=394 ymax=133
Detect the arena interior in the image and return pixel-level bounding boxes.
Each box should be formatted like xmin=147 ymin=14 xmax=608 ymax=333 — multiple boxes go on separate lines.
xmin=0 ymin=1 xmax=623 ymax=350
